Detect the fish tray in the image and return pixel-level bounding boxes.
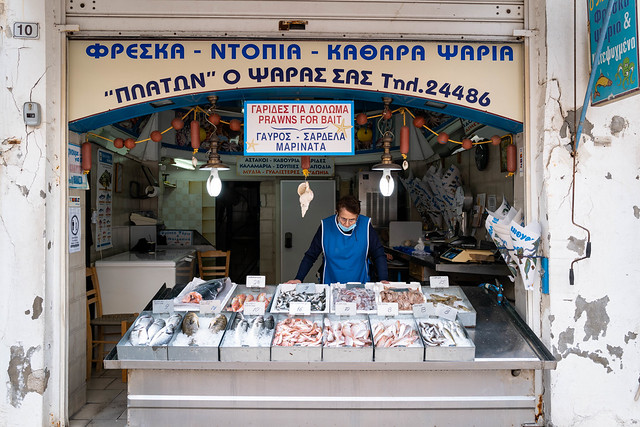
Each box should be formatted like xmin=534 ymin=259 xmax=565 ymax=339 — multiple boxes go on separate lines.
xmin=329 ymin=283 xmax=378 ymax=314
xmin=370 ymin=315 xmax=424 ymax=362
xmin=223 ymin=285 xmax=276 ymax=313
xmin=270 ymin=315 xmax=323 ymax=362
xmin=270 ymin=283 xmax=329 ymax=314
xmin=172 ymin=277 xmax=237 ymax=313
xmin=375 ymin=282 xmax=426 ymax=314
xmin=167 ymin=313 xmax=230 ymax=361
xmin=322 ymin=315 xmax=373 ymax=362
xmin=422 ymin=286 xmax=477 ymax=327
xmin=219 ymin=313 xmax=276 ymax=362
xmin=117 ymin=311 xmax=171 ymax=361
xmin=417 ymin=317 xmax=476 ymax=362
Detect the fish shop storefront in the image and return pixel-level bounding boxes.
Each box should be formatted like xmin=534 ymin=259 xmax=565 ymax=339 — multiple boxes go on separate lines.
xmin=62 ymin=2 xmax=557 ymax=426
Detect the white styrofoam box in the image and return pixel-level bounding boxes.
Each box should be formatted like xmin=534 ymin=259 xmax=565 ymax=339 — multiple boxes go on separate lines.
xmin=416 ymin=317 xmax=475 ymax=361
xmin=422 ymin=286 xmax=477 ymax=327
xmin=270 ymin=283 xmax=329 ymax=314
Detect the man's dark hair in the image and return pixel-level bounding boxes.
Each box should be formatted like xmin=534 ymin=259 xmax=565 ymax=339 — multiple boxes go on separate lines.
xmin=336 ymin=195 xmax=361 ymax=215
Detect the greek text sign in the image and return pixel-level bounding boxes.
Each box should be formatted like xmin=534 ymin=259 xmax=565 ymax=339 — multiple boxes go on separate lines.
xmin=68 ymin=40 xmax=523 ymax=129
xmin=589 ymin=0 xmax=639 ymax=105
xmin=245 ymin=101 xmax=353 ymax=155
xmin=237 ymin=156 xmax=334 ymax=176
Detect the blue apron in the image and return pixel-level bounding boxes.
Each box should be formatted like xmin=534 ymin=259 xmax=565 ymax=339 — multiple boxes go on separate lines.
xmin=321 ymin=214 xmax=370 ymax=284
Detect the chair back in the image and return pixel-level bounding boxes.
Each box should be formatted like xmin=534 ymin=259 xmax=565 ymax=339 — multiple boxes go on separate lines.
xmin=86 ymin=266 xmax=103 ymax=319
xmin=197 ymin=250 xmax=230 ymax=280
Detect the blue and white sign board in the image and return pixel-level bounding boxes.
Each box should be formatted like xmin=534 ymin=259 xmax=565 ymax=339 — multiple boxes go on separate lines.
xmin=244 ymin=101 xmax=354 ymax=155
xmin=68 ymin=143 xmax=89 ymax=190
xmin=588 ymin=0 xmax=639 ymax=105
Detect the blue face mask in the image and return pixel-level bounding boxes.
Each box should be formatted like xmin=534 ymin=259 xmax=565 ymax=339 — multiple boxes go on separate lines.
xmin=338 ymin=222 xmax=357 ymax=233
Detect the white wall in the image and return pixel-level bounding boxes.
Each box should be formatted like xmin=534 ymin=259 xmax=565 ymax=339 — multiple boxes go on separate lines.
xmin=538 ymin=2 xmax=640 ymax=425
xmin=0 ymin=0 xmax=66 ymax=424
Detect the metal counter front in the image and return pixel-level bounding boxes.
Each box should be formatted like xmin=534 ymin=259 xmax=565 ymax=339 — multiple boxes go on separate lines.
xmin=105 ymin=287 xmax=555 ymax=426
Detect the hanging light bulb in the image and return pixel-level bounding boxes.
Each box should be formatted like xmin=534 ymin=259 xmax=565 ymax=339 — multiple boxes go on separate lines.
xmin=206 ymin=168 xmax=223 ymax=197
xmin=379 ymin=169 xmax=395 ymax=197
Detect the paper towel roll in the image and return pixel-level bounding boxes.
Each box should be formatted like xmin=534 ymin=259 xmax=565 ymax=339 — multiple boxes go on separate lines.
xmin=145 ymin=185 xmax=159 ymax=198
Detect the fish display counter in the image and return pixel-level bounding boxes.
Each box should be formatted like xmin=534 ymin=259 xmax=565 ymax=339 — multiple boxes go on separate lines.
xmin=105 ymin=285 xmax=556 ymax=426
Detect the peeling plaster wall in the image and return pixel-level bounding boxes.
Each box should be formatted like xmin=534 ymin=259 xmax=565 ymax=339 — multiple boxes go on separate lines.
xmin=0 ymin=0 xmax=64 ymax=424
xmin=539 ymin=2 xmax=640 ymax=426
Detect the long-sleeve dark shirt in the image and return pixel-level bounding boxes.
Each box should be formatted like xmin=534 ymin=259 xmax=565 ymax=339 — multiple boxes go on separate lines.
xmin=294 ymin=218 xmax=388 ymax=283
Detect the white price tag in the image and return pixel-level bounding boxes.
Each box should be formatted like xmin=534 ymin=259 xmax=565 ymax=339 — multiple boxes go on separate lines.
xmin=296 ymin=283 xmax=316 ymax=293
xmin=243 ymin=301 xmax=266 ymax=316
xmin=429 ymin=276 xmax=450 ymax=288
xmin=289 ymin=301 xmax=311 ymax=315
xmin=152 ymin=299 xmax=173 ymax=314
xmin=377 ymin=302 xmax=399 ymax=317
xmin=246 ymin=275 xmax=266 ymax=288
xmin=412 ymin=303 xmax=436 ymax=318
xmin=435 ymin=303 xmax=458 ymax=321
xmin=199 ymin=299 xmax=222 ymax=314
xmin=335 ymin=302 xmax=357 ymax=316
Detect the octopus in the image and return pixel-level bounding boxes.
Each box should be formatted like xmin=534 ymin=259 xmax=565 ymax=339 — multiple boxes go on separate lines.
xmin=379 ymin=287 xmax=425 ymax=311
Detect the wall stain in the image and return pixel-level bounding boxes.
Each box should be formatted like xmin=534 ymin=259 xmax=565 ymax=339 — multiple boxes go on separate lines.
xmin=624 ymin=331 xmax=638 ymax=344
xmin=574 ymin=295 xmax=609 ymax=341
xmin=24 ymin=310 xmax=30 ymax=315
xmin=566 ymin=236 xmax=586 ymax=255
xmin=605 ymin=172 xmax=612 ymax=179
xmin=31 ymin=296 xmax=43 ymax=320
xmin=7 ymin=344 xmax=50 ymax=408
xmin=564 ymin=348 xmax=612 ymax=373
xmin=557 ymin=327 xmax=575 ymax=353
xmin=634 ymin=206 xmax=640 ymax=219
xmin=609 ymin=115 xmax=627 ymax=135
xmin=39 ymin=190 xmax=46 ymax=199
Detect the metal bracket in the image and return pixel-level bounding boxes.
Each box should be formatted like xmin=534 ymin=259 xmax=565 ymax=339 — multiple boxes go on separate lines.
xmin=55 ymin=24 xmax=80 ymax=33
xmin=512 ymin=29 xmax=538 ymax=37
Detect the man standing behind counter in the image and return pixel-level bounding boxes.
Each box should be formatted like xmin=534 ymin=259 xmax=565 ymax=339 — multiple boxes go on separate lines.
xmin=287 ymin=195 xmax=389 ymax=284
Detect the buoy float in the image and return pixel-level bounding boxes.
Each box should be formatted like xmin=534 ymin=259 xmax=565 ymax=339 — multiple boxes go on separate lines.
xmin=124 ymin=138 xmax=136 ymax=149
xmin=437 ymin=132 xmax=449 ymax=144
xmin=150 ymin=131 xmax=162 ymax=142
xmin=229 ymin=119 xmax=242 ymax=132
xmin=356 ymin=113 xmax=368 ymax=125
xmin=81 ymin=142 xmax=92 ymax=174
xmin=171 ymin=118 xmax=184 ymax=130
xmin=113 ymin=138 xmax=124 ymax=149
xmin=506 ymin=144 xmax=517 ymax=173
xmin=462 ymin=138 xmax=473 ymax=150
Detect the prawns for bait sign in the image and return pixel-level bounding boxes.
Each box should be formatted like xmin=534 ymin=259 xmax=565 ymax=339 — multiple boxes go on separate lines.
xmin=244 ymin=101 xmax=354 ymax=156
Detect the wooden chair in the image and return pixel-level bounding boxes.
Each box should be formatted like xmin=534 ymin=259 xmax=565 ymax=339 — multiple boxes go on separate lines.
xmin=86 ymin=266 xmax=138 ymax=383
xmin=197 ymin=250 xmax=230 ymax=280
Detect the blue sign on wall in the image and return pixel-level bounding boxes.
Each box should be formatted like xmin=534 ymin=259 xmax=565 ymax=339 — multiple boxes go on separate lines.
xmin=588 ymin=0 xmax=639 ymax=105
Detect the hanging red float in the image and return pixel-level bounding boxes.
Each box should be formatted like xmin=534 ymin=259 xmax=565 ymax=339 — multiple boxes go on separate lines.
xmin=124 ymin=138 xmax=136 ymax=149
xmin=462 ymin=138 xmax=473 ymax=150
xmin=412 ymin=116 xmax=425 ymax=128
xmin=356 ymin=113 xmax=368 ymax=125
xmin=150 ymin=131 xmax=162 ymax=142
xmin=382 ymin=109 xmax=392 ymax=120
xmin=491 ymin=135 xmax=502 ymax=146
xmin=208 ymin=113 xmax=221 ymax=126
xmin=506 ymin=144 xmax=517 ymax=173
xmin=113 ymin=138 xmax=124 ymax=149
xmin=190 ymin=120 xmax=201 ymax=150
xmin=437 ymin=132 xmax=449 ymax=144
xmin=400 ymin=126 xmax=410 ymax=155
xmin=229 ymin=119 xmax=242 ymax=132
xmin=301 ymin=156 xmax=311 ymax=170
xmin=81 ymin=142 xmax=92 ymax=174
xmin=171 ymin=118 xmax=184 ymax=130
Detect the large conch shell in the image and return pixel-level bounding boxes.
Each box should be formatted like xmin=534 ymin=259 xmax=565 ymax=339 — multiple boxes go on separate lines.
xmin=297 ymin=182 xmax=314 ymax=218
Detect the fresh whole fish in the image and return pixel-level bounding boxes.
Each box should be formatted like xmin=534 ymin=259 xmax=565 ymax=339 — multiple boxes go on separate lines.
xmin=166 ymin=313 xmax=183 ymax=329
xmin=182 ymin=278 xmax=226 ymax=303
xmin=418 ymin=318 xmax=471 ymax=347
xmin=371 ymin=319 xmax=419 ymax=348
xmin=182 ymin=312 xmax=200 ymax=336
xmin=272 ymin=317 xmax=322 ymax=347
xmin=275 ymin=289 xmax=326 ymax=311
xmin=228 ymin=292 xmax=271 ymax=312
xmin=149 ymin=324 xmax=175 ymax=346
xmin=129 ymin=327 xmax=149 ymax=346
xmin=131 ymin=314 xmax=153 ymax=331
xmin=208 ymin=314 xmax=227 ymax=333
xmin=426 ymin=293 xmax=471 ymax=312
xmin=264 ymin=315 xmax=275 ymax=330
xmin=146 ymin=319 xmax=166 ymax=341
xmin=227 ymin=314 xmax=273 ymax=346
xmin=323 ymin=318 xmax=372 ymax=348
xmin=379 ymin=287 xmax=425 ymax=311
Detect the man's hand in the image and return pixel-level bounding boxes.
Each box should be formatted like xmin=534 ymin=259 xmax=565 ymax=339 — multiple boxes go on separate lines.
xmin=284 ymin=279 xmax=301 ymax=284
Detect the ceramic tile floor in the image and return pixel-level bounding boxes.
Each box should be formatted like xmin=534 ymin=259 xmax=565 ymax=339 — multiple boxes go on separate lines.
xmin=69 ymin=368 xmax=128 ymax=427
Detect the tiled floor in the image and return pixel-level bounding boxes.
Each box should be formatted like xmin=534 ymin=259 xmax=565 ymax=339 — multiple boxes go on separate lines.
xmin=70 ymin=369 xmax=128 ymax=426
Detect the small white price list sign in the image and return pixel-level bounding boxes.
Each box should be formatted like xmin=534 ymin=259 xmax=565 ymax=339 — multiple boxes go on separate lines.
xmin=246 ymin=275 xmax=266 ymax=288
xmin=289 ymin=301 xmax=311 ymax=316
xmin=152 ymin=300 xmax=174 ymax=314
xmin=199 ymin=299 xmax=222 ymax=314
xmin=334 ymin=302 xmax=357 ymax=316
xmin=377 ymin=302 xmax=399 ymax=317
xmin=243 ymin=301 xmax=266 ymax=316
xmin=429 ymin=276 xmax=450 ymax=288
xmin=435 ymin=303 xmax=458 ymax=321
xmin=412 ymin=303 xmax=436 ymax=318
